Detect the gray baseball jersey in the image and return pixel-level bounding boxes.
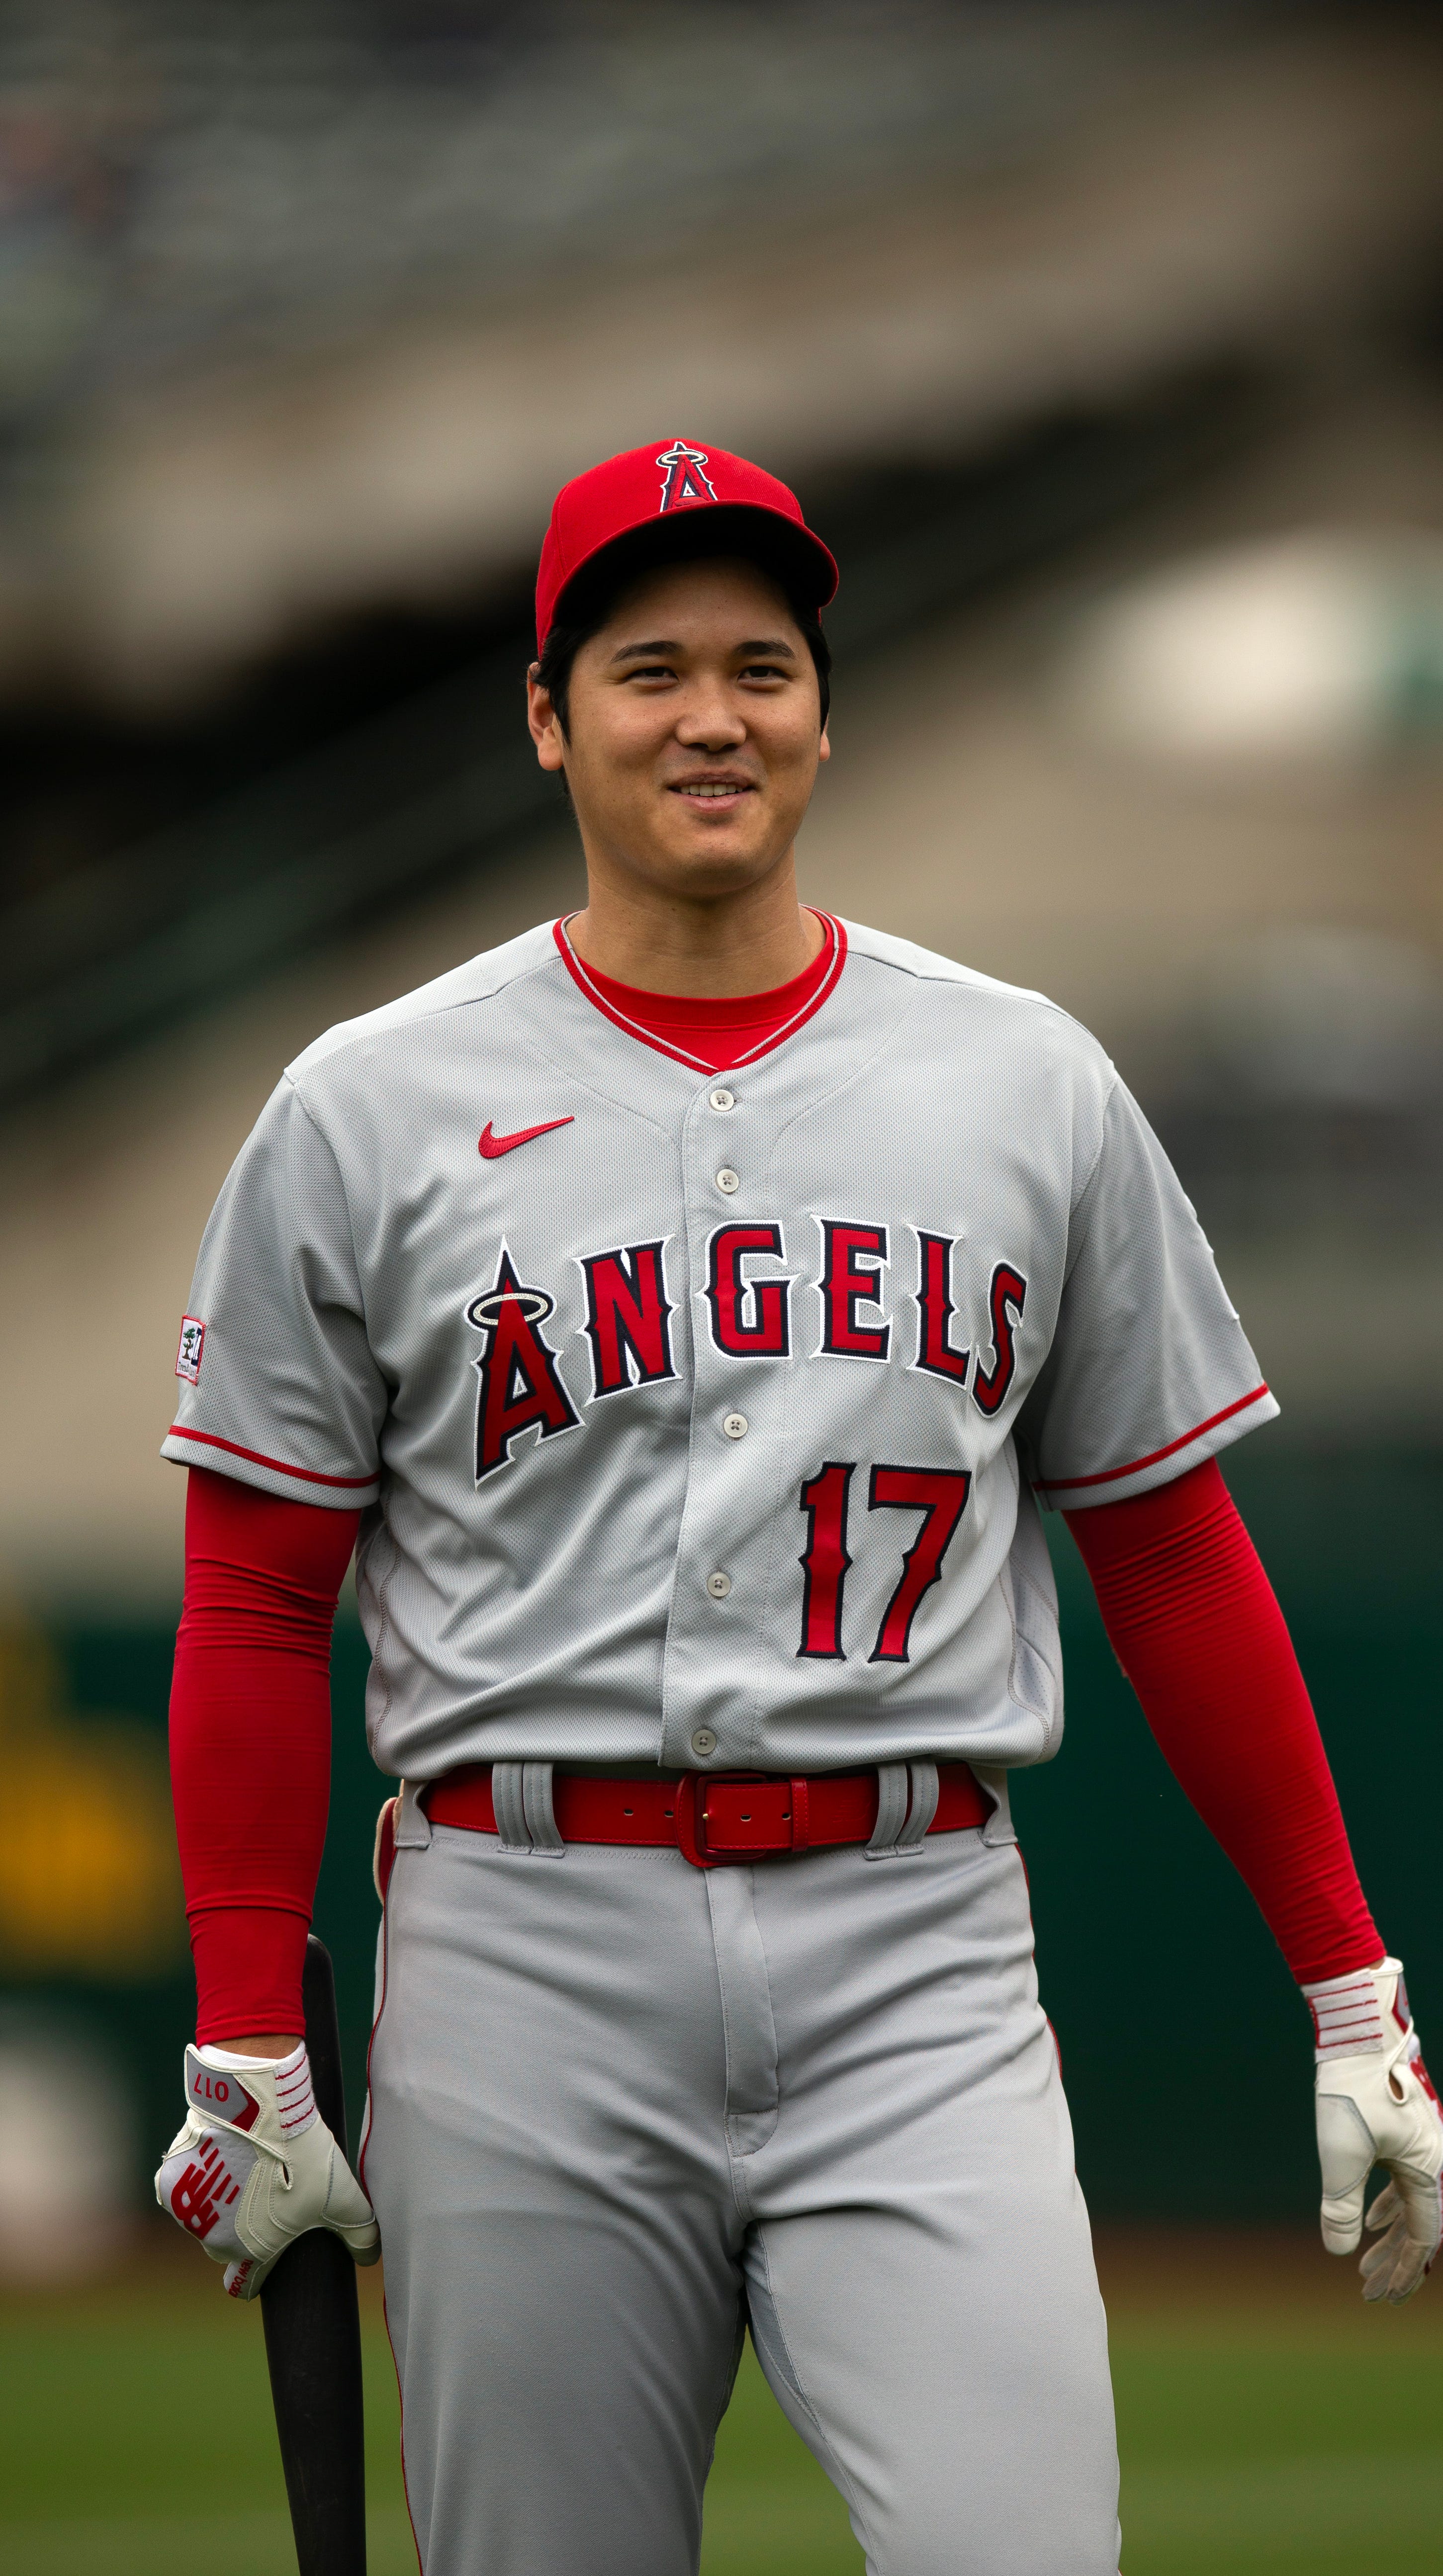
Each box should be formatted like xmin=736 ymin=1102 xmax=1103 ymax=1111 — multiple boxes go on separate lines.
xmin=164 ymin=913 xmax=1275 ymax=1786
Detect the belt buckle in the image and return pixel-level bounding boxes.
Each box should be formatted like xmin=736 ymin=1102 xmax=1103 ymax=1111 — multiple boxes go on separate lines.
xmin=676 ymin=1771 xmax=772 ymax=1870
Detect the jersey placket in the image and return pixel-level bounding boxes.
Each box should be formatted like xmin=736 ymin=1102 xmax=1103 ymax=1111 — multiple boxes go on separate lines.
xmin=659 ymin=1071 xmax=791 ymax=1772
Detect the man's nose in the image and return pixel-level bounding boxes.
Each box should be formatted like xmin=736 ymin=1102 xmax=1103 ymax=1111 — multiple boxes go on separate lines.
xmin=675 ymin=684 xmax=747 ymax=749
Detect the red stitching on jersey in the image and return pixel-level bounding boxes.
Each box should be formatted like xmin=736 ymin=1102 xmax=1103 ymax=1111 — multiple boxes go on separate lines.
xmin=551 ymin=911 xmax=846 ymax=1072
xmin=1037 ymin=1386 xmax=1271 ymax=1491
xmin=167 ymin=1426 xmax=377 ymax=1488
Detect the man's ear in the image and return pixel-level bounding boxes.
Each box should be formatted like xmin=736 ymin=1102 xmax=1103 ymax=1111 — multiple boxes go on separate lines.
xmin=527 ymin=666 xmax=567 ymax=773
xmin=818 ymin=724 xmax=830 ymax=762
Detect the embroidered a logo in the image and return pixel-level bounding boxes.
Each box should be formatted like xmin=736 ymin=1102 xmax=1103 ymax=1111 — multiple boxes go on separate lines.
xmin=458 ymin=1226 xmax=1031 ymax=1488
xmin=478 ymin=1117 xmax=573 ymax=1161
xmin=656 ymin=440 xmax=718 ymax=514
xmin=466 ymin=1249 xmax=581 ymax=1478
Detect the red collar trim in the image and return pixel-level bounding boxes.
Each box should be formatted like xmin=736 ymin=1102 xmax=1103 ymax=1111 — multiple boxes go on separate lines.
xmin=552 ymin=911 xmax=847 ymax=1074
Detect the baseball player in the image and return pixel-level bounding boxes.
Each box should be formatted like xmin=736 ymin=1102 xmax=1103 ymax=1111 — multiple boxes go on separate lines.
xmin=157 ymin=439 xmax=1441 ymax=2575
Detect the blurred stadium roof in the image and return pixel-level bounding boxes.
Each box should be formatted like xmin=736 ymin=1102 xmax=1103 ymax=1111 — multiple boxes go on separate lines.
xmin=4 ymin=0 xmax=1443 ymax=1110
xmin=0 ymin=3 xmax=1441 ymax=705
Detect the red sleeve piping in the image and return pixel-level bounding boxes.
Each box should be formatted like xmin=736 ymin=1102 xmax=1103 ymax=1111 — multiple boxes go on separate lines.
xmin=167 ymin=1424 xmax=377 ymax=1489
xmin=1036 ymin=1384 xmax=1270 ymax=1494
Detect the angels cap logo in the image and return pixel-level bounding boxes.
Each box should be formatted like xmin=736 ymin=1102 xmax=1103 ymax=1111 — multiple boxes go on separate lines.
xmin=656 ymin=440 xmax=718 ymax=515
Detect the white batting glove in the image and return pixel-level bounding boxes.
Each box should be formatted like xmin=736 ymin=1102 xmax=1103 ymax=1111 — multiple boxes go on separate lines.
xmin=1304 ymin=1957 xmax=1443 ymax=2304
xmin=155 ymin=2042 xmax=379 ymax=2302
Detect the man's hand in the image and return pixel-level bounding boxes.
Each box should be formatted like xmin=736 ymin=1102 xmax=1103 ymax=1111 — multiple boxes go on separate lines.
xmin=155 ymin=2040 xmax=379 ymax=2301
xmin=1304 ymin=1958 xmax=1443 ymax=2304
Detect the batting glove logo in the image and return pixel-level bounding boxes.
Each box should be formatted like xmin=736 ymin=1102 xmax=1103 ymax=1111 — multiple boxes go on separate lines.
xmin=161 ymin=2129 xmax=255 ymax=2250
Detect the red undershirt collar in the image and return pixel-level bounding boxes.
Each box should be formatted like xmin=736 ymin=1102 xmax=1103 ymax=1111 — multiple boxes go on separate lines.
xmin=553 ymin=910 xmax=847 ymax=1075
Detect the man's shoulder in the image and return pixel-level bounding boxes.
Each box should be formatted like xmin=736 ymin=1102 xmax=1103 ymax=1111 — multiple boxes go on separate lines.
xmin=284 ymin=921 xmax=563 ymax=1091
xmin=840 ymin=919 xmax=1107 ymax=1063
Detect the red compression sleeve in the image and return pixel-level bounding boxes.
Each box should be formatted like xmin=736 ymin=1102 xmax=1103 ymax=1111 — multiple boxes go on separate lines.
xmin=1064 ymin=1460 xmax=1380 ymax=1984
xmin=170 ymin=1466 xmax=361 ymax=2043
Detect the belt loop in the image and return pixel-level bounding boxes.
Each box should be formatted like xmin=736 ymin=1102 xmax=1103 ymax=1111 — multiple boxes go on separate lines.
xmin=490 ymin=1762 xmax=532 ymax=1853
xmin=522 ymin=1761 xmax=564 ymax=1855
xmin=789 ymin=1776 xmax=811 ymax=1851
xmin=392 ymin=1776 xmax=432 ymax=1851
xmin=897 ymin=1759 xmax=939 ymax=1848
xmin=974 ymin=1764 xmax=1017 ymax=1846
xmin=866 ymin=1762 xmax=910 ymax=1859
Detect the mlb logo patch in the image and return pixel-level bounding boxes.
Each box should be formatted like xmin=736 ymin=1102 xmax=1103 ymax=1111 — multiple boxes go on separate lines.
xmin=176 ymin=1317 xmax=206 ymax=1383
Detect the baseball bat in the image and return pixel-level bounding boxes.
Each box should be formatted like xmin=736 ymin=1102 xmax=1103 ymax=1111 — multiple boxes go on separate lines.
xmin=261 ymin=1935 xmax=368 ymax=2575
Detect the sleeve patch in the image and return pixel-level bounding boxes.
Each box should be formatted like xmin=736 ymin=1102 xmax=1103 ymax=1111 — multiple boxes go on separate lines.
xmin=176 ymin=1318 xmax=206 ymax=1384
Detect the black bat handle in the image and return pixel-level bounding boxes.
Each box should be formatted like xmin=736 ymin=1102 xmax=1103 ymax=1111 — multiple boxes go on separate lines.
xmin=261 ymin=1935 xmax=368 ymax=2575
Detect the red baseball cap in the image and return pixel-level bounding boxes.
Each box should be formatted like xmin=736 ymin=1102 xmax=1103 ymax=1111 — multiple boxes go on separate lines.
xmin=535 ymin=437 xmax=838 ymax=653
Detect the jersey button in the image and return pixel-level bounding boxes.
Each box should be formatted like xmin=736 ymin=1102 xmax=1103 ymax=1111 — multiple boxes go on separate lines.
xmin=705 ymin=1570 xmax=732 ymax=1599
xmin=709 ymin=1087 xmax=735 ymax=1113
xmin=690 ymin=1727 xmax=719 ymax=1759
xmin=716 ymin=1167 xmax=740 ymax=1195
xmin=722 ymin=1412 xmax=748 ymax=1441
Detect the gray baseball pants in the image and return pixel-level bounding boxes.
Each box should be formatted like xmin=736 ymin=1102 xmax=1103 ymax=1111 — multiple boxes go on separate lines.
xmin=362 ymin=1780 xmax=1120 ymax=2576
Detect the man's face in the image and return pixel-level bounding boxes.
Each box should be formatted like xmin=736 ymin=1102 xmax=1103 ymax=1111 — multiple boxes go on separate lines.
xmin=528 ymin=555 xmax=829 ymax=902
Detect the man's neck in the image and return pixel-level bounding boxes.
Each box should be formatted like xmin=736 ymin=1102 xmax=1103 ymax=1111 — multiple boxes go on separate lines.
xmin=567 ymin=871 xmax=823 ymax=998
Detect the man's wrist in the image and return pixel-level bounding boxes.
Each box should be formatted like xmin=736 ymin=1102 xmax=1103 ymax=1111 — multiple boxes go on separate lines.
xmin=1300 ymin=1957 xmax=1390 ymax=1995
xmin=205 ymin=2034 xmax=303 ymax=2060
xmin=1302 ymin=1958 xmax=1403 ymax=2061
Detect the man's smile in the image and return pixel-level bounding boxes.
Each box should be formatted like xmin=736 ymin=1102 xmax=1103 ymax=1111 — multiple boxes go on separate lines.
xmin=668 ymin=774 xmax=757 ymax=804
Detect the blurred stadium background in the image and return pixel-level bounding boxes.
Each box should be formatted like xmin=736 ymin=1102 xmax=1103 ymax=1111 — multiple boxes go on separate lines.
xmin=1 ymin=0 xmax=1442 ymax=2566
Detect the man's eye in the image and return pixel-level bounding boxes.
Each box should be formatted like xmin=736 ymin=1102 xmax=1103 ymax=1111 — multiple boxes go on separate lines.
xmin=627 ymin=664 xmax=676 ymax=683
xmin=740 ymin=663 xmax=787 ymax=681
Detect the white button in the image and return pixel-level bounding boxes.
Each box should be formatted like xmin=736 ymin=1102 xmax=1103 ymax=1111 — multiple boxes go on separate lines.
xmin=690 ymin=1727 xmax=719 ymax=1759
xmin=722 ymin=1412 xmax=749 ymax=1441
xmin=716 ymin=1167 xmax=740 ymax=1194
xmin=706 ymin=1570 xmax=732 ymax=1599
xmin=709 ymin=1087 xmax=735 ymax=1113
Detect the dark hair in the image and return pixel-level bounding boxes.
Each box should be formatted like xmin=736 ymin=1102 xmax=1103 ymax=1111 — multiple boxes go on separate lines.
xmin=533 ymin=534 xmax=831 ymax=743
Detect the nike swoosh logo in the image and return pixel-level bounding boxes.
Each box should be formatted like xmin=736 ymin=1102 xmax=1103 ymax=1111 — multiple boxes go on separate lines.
xmin=478 ymin=1116 xmax=575 ymax=1160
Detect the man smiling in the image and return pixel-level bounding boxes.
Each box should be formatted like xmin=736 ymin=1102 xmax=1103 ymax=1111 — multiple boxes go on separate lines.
xmin=527 ymin=462 xmax=835 ymax=1004
xmin=159 ymin=439 xmax=1440 ymax=2574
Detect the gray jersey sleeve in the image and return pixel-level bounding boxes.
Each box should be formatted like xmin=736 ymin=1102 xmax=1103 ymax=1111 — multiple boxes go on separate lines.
xmin=161 ymin=1075 xmax=385 ymax=1506
xmin=1017 ymin=1074 xmax=1277 ymax=1511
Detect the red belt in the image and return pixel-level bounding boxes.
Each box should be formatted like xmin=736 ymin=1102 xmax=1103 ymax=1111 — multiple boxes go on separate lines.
xmin=423 ymin=1762 xmax=989 ymax=1869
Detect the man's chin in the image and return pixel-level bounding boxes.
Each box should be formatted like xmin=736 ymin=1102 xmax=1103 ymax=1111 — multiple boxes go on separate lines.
xmin=642 ymin=832 xmax=787 ymax=897
xmin=664 ymin=805 xmax=763 ymax=848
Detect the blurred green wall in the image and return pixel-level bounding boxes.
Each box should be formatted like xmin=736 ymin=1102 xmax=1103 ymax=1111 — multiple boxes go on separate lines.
xmin=1021 ymin=1442 xmax=1443 ymax=2218
xmin=11 ymin=1441 xmax=1441 ymax=2223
